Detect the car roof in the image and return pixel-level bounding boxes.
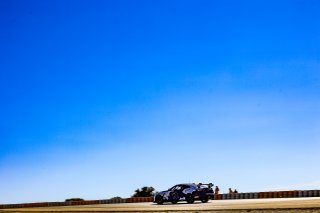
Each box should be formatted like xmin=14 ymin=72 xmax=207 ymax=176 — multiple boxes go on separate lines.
xmin=176 ymin=183 xmax=197 ymax=187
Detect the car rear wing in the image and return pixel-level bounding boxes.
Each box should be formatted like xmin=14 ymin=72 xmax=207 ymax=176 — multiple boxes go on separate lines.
xmin=197 ymin=183 xmax=214 ymax=188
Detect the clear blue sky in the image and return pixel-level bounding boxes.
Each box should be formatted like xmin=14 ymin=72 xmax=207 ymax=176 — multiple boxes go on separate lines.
xmin=1 ymin=0 xmax=320 ymax=204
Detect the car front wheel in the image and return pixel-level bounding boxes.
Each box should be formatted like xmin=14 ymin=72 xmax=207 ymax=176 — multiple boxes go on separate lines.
xmin=155 ymin=195 xmax=164 ymax=205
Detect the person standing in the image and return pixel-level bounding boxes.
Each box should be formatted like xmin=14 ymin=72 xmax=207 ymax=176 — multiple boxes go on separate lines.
xmin=215 ymin=186 xmax=220 ymax=195
xmin=229 ymin=188 xmax=234 ymax=194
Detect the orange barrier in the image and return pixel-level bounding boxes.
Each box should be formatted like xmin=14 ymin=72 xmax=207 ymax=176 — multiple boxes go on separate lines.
xmin=126 ymin=197 xmax=133 ymax=203
xmin=126 ymin=197 xmax=153 ymax=203
xmin=257 ymin=190 xmax=301 ymax=199
xmin=214 ymin=194 xmax=222 ymax=200
xmin=278 ymin=191 xmax=283 ymax=198
xmin=258 ymin=192 xmax=264 ymax=198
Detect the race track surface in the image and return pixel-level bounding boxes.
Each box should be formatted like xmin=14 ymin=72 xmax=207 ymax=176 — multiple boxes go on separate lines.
xmin=1 ymin=198 xmax=320 ymax=212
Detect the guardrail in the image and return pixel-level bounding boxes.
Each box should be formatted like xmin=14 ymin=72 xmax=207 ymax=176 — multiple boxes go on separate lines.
xmin=1 ymin=190 xmax=319 ymax=209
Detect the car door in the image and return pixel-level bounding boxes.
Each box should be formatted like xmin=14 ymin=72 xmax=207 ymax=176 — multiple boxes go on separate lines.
xmin=171 ymin=185 xmax=183 ymax=200
xmin=176 ymin=185 xmax=189 ymax=199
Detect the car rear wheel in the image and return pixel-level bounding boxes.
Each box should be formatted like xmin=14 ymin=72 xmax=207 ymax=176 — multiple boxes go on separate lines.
xmin=186 ymin=194 xmax=194 ymax=204
xmin=201 ymin=196 xmax=209 ymax=203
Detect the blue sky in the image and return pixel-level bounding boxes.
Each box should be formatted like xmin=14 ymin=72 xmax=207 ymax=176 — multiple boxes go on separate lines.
xmin=1 ymin=0 xmax=320 ymax=204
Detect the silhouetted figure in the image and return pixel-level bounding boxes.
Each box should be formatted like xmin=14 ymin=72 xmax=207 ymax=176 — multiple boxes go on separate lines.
xmin=229 ymin=188 xmax=233 ymax=194
xmin=215 ymin=186 xmax=220 ymax=195
xmin=234 ymin=189 xmax=238 ymax=193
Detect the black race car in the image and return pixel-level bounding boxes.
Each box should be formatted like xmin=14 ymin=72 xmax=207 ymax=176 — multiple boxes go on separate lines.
xmin=154 ymin=183 xmax=214 ymax=204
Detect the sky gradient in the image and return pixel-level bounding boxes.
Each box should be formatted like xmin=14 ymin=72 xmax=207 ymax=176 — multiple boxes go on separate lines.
xmin=1 ymin=0 xmax=320 ymax=204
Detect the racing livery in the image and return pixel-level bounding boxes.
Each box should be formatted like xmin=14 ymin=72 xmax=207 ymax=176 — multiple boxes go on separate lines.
xmin=154 ymin=183 xmax=214 ymax=204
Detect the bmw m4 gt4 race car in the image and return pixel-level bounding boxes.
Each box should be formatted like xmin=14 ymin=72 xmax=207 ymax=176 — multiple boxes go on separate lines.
xmin=154 ymin=183 xmax=214 ymax=204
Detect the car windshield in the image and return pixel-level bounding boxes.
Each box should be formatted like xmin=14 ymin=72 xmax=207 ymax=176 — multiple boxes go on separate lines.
xmin=169 ymin=185 xmax=179 ymax=190
xmin=169 ymin=183 xmax=197 ymax=191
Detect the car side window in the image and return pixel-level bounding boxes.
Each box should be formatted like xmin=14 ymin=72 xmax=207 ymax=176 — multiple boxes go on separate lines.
xmin=174 ymin=186 xmax=182 ymax=190
xmin=180 ymin=185 xmax=187 ymax=190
